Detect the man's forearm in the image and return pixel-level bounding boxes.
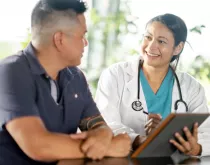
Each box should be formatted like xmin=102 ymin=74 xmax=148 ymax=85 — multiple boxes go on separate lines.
xmin=39 ymin=115 xmax=109 ymax=162
xmin=40 ymin=115 xmax=111 ymax=162
xmin=32 ymin=132 xmax=85 ymax=162
xmin=79 ymin=114 xmax=107 ymax=131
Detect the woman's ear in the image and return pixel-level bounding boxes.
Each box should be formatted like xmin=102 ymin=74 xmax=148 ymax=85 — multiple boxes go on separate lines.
xmin=173 ymin=41 xmax=184 ymax=56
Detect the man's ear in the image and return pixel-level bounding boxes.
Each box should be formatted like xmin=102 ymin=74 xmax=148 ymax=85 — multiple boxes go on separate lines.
xmin=53 ymin=31 xmax=63 ymax=52
xmin=173 ymin=41 xmax=184 ymax=56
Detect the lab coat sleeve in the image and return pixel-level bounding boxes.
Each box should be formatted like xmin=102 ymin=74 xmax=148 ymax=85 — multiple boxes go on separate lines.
xmin=95 ymin=67 xmax=139 ymax=142
xmin=187 ymin=78 xmax=210 ymax=156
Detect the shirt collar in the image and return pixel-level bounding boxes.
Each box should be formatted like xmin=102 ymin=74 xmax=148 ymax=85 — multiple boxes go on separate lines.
xmin=23 ymin=42 xmax=46 ymax=75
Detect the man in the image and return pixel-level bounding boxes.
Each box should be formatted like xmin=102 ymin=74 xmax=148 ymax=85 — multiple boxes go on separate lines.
xmin=0 ymin=0 xmax=131 ymax=164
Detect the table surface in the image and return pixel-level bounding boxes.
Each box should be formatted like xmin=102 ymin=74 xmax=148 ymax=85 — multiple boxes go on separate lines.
xmin=57 ymin=156 xmax=210 ymax=165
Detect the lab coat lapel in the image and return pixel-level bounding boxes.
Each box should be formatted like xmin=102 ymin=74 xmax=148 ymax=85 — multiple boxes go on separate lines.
xmin=124 ymin=57 xmax=149 ymax=114
xmin=124 ymin=59 xmax=138 ymax=95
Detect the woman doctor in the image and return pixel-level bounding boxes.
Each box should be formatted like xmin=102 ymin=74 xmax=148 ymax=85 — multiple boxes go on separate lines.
xmin=95 ymin=13 xmax=210 ymax=156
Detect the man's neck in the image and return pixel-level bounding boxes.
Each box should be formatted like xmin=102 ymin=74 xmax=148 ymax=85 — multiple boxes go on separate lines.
xmin=35 ymin=46 xmax=65 ymax=80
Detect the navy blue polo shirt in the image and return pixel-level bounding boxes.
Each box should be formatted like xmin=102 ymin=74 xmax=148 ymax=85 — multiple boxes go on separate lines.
xmin=0 ymin=43 xmax=100 ymax=165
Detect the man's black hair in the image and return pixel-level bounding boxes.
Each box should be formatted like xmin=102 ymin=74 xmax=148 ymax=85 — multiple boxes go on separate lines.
xmin=45 ymin=0 xmax=87 ymax=13
xmin=31 ymin=0 xmax=87 ymax=39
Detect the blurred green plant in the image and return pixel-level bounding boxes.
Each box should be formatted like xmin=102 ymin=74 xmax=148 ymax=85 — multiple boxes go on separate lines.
xmin=20 ymin=28 xmax=31 ymax=49
xmin=0 ymin=42 xmax=19 ymax=58
xmin=190 ymin=25 xmax=206 ymax=35
xmin=188 ymin=25 xmax=210 ymax=83
xmin=189 ymin=55 xmax=210 ymax=82
xmin=86 ymin=0 xmax=138 ymax=94
xmin=87 ymin=2 xmax=137 ymax=69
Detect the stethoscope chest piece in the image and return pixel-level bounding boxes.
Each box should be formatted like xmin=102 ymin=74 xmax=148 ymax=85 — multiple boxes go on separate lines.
xmin=132 ymin=100 xmax=143 ymax=111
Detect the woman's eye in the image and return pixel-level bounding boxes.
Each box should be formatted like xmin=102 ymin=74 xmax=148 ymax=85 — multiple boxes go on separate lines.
xmin=159 ymin=40 xmax=166 ymax=44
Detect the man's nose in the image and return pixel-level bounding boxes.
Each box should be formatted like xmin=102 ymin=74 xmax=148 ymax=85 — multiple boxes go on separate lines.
xmin=83 ymin=38 xmax=88 ymax=47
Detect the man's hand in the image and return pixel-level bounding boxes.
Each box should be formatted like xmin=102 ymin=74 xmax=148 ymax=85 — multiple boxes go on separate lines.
xmin=70 ymin=126 xmax=113 ymax=160
xmin=106 ymin=133 xmax=131 ymax=157
xmin=145 ymin=114 xmax=162 ymax=136
xmin=170 ymin=122 xmax=202 ymax=156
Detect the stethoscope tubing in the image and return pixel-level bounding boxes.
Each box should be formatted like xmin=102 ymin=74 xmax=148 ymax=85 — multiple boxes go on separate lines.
xmin=132 ymin=60 xmax=188 ymax=112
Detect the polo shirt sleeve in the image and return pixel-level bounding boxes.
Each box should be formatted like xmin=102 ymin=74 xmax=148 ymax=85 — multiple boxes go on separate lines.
xmin=80 ymin=72 xmax=100 ymax=120
xmin=0 ymin=61 xmax=39 ymax=130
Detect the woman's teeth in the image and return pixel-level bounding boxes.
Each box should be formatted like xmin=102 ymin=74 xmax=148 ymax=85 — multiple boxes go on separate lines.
xmin=146 ymin=52 xmax=159 ymax=57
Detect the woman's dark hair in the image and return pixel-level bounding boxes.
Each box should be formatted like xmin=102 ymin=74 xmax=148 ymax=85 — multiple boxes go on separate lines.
xmin=146 ymin=13 xmax=188 ymax=68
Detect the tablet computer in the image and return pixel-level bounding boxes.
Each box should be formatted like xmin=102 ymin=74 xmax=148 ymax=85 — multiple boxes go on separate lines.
xmin=131 ymin=113 xmax=210 ymax=158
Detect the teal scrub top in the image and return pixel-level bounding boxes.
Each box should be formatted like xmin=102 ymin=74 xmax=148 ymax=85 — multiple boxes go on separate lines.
xmin=140 ymin=68 xmax=174 ymax=119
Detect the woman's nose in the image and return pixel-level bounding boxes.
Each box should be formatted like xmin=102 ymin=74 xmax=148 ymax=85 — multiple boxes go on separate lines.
xmin=147 ymin=40 xmax=158 ymax=51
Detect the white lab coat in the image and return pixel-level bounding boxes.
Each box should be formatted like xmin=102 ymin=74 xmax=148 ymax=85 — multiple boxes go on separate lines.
xmin=95 ymin=58 xmax=210 ymax=156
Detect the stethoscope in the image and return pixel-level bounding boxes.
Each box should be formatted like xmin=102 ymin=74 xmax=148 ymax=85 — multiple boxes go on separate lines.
xmin=131 ymin=60 xmax=188 ymax=113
